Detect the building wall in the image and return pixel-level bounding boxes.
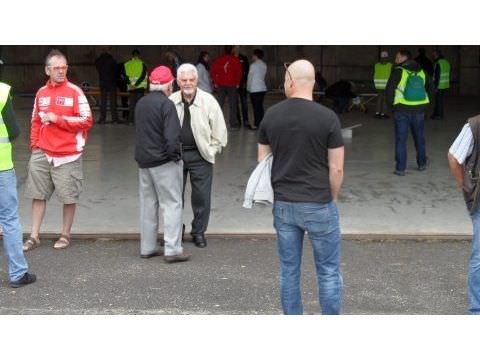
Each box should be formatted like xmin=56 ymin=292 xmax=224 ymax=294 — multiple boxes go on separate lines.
xmin=0 ymin=45 xmax=477 ymax=95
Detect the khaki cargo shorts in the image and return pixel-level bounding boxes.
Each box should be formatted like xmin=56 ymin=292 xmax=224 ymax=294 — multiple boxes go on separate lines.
xmin=24 ymin=149 xmax=84 ymax=204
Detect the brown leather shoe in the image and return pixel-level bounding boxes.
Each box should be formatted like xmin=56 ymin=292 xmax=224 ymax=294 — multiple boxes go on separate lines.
xmin=164 ymin=253 xmax=190 ymax=264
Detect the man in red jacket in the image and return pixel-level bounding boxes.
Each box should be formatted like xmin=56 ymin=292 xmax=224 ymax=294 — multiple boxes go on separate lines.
xmin=210 ymin=46 xmax=242 ymax=129
xmin=23 ymin=49 xmax=93 ymax=251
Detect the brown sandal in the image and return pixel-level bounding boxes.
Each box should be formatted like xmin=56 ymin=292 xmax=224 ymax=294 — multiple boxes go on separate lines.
xmin=23 ymin=237 xmax=41 ymax=252
xmin=54 ymin=234 xmax=70 ymax=250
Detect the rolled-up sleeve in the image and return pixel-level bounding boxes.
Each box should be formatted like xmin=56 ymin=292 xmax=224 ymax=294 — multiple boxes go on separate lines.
xmin=449 ymin=124 xmax=474 ymax=165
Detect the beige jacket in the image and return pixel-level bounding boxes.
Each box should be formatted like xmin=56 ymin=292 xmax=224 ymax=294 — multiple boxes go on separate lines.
xmin=170 ymin=88 xmax=228 ymax=164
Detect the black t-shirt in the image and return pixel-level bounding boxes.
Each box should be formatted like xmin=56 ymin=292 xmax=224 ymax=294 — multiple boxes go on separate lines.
xmin=258 ymin=98 xmax=344 ymax=203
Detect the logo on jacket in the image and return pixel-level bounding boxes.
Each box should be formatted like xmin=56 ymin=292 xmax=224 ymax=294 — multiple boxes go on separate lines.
xmin=38 ymin=97 xmax=51 ymax=107
xmin=56 ymin=96 xmax=74 ymax=106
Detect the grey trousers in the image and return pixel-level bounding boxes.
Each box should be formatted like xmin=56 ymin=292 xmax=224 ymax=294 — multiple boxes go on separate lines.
xmin=139 ymin=161 xmax=183 ymax=256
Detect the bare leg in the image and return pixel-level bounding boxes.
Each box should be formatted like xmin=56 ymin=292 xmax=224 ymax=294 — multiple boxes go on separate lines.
xmin=62 ymin=203 xmax=76 ymax=237
xmin=30 ymin=199 xmax=46 ymax=241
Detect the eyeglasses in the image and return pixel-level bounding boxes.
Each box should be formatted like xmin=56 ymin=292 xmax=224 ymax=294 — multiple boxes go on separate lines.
xmin=48 ymin=65 xmax=68 ymax=71
xmin=284 ymin=62 xmax=293 ymax=81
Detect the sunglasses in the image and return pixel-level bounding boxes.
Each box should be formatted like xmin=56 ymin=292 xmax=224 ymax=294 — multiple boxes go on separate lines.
xmin=284 ymin=62 xmax=293 ymax=81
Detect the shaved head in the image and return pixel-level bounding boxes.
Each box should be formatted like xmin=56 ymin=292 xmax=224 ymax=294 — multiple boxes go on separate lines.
xmin=284 ymin=59 xmax=315 ymax=99
xmin=288 ymin=59 xmax=315 ymax=83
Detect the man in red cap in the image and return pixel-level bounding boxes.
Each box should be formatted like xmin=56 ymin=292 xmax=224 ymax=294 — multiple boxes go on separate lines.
xmin=134 ymin=65 xmax=190 ymax=263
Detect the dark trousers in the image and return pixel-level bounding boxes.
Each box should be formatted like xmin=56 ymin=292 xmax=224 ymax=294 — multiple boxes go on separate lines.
xmin=99 ymin=87 xmax=118 ymax=123
xmin=394 ymin=111 xmax=427 ymax=172
xmin=182 ymin=149 xmax=213 ymax=235
xmin=333 ymin=97 xmax=349 ymax=114
xmin=250 ymin=91 xmax=266 ymax=127
xmin=237 ymin=87 xmax=249 ymax=126
xmin=375 ymin=90 xmax=387 ymax=115
xmin=217 ymin=86 xmax=239 ymax=128
xmin=118 ymin=86 xmax=129 ymax=121
xmin=128 ymin=89 xmax=145 ymax=124
xmin=432 ymin=89 xmax=445 ymax=118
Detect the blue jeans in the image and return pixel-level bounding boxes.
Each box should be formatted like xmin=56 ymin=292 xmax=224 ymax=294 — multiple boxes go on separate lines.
xmin=273 ymin=201 xmax=343 ymax=315
xmin=469 ymin=209 xmax=480 ymax=314
xmin=0 ymin=169 xmax=28 ymax=282
xmin=394 ymin=111 xmax=427 ymax=172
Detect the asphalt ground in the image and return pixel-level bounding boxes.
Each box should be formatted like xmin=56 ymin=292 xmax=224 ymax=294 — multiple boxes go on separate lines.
xmin=0 ymin=237 xmax=471 ymax=314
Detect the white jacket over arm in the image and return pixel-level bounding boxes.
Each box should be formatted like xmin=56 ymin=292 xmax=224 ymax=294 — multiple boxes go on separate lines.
xmin=243 ymin=153 xmax=273 ymax=208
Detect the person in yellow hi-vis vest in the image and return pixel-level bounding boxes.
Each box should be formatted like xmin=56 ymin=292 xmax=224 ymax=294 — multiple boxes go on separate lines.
xmin=373 ymin=51 xmax=392 ymax=119
xmin=0 ymin=63 xmax=37 ymax=287
xmin=386 ymin=49 xmax=432 ymax=177
xmin=431 ymin=49 xmax=451 ymax=120
xmin=124 ymin=49 xmax=148 ymax=125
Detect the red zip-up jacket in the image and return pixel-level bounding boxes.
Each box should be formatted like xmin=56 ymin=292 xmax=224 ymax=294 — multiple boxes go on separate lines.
xmin=210 ymin=54 xmax=242 ymax=87
xmin=30 ymin=79 xmax=93 ymax=156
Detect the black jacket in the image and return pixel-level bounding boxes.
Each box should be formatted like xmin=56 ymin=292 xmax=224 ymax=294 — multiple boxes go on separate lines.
xmin=1 ymin=95 xmax=20 ymax=141
xmin=385 ymin=60 xmax=433 ymax=113
xmin=134 ymin=91 xmax=182 ymax=168
xmin=95 ymin=52 xmax=117 ymax=89
xmin=414 ymin=54 xmax=434 ymax=77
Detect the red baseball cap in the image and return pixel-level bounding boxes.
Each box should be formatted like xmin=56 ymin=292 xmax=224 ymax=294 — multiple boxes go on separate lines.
xmin=149 ymin=66 xmax=175 ymax=85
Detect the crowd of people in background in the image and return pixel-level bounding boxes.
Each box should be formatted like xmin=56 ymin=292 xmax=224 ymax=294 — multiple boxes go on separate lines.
xmin=93 ymin=45 xmax=268 ymax=130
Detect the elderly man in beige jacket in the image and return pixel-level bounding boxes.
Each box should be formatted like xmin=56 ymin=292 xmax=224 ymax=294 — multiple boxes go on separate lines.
xmin=170 ymin=63 xmax=228 ymax=248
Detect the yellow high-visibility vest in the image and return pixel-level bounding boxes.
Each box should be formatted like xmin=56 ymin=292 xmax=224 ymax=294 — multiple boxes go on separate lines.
xmin=124 ymin=58 xmax=147 ymax=89
xmin=0 ymin=82 xmax=14 ymax=171
xmin=393 ymin=68 xmax=430 ymax=106
xmin=436 ymin=58 xmax=451 ymax=90
xmin=374 ymin=62 xmax=392 ymax=90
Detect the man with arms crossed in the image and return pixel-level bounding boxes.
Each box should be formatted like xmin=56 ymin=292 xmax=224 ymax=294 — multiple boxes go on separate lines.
xmin=258 ymin=59 xmax=344 ymax=315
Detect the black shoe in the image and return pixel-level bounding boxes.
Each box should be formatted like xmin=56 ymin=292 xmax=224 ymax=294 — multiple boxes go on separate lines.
xmin=380 ymin=113 xmax=389 ymax=119
xmin=164 ymin=253 xmax=191 ymax=264
xmin=192 ymin=234 xmax=207 ymax=248
xmin=140 ymin=250 xmax=163 ymax=259
xmin=393 ymin=170 xmax=405 ymax=176
xmin=375 ymin=113 xmax=382 ymax=119
xmin=10 ymin=272 xmax=36 ymax=288
xmin=418 ymin=157 xmax=429 ymax=171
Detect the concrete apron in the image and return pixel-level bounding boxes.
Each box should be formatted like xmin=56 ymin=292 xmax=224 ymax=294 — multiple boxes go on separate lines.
xmin=8 ymin=95 xmax=478 ymax=240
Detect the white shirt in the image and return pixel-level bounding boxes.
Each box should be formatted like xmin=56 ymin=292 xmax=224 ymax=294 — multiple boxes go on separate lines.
xmin=449 ymin=123 xmax=474 ymax=165
xmin=246 ymin=60 xmax=267 ymax=93
xmin=196 ymin=63 xmax=213 ymax=93
xmin=45 ymin=153 xmax=81 ymax=167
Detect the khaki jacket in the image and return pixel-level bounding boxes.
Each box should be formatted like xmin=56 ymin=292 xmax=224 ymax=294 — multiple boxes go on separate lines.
xmin=170 ymin=88 xmax=227 ymax=164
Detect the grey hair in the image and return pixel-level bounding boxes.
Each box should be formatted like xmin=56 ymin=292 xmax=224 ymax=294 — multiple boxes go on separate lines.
xmin=45 ymin=49 xmax=67 ymax=66
xmin=149 ymin=82 xmax=171 ymax=93
xmin=177 ymin=63 xmax=198 ymax=79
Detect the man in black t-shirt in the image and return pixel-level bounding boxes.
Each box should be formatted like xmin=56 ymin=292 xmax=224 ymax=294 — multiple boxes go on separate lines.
xmin=258 ymin=59 xmax=345 ymax=315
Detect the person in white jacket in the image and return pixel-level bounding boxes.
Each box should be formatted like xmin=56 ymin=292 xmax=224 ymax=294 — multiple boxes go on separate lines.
xmin=247 ymin=48 xmax=267 ymax=129
xmin=170 ymin=63 xmax=227 ymax=248
xmin=196 ymin=51 xmax=213 ymax=93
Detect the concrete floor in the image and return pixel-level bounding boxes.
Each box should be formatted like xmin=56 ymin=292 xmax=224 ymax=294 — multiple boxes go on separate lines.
xmin=8 ymin=94 xmax=480 ymax=236
xmin=0 ymin=238 xmax=470 ymax=314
